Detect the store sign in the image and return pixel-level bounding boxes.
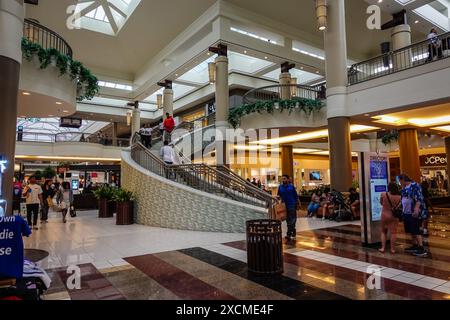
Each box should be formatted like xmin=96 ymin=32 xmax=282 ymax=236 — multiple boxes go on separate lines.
xmin=60 ymin=117 xmax=82 ymax=129
xmin=369 ymin=155 xmax=389 ymax=222
xmin=420 ymin=154 xmax=447 ymax=167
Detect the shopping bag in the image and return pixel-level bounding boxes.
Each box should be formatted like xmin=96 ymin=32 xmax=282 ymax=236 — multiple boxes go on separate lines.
xmin=69 ymin=206 xmax=77 ymax=218
xmin=274 ymin=203 xmax=287 ymax=221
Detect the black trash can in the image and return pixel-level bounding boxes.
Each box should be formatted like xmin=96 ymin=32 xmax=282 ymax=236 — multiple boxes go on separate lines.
xmin=246 ymin=220 xmax=283 ymax=275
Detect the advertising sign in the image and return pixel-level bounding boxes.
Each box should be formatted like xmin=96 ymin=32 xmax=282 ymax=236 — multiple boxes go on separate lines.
xmin=369 ymin=156 xmax=389 ymax=222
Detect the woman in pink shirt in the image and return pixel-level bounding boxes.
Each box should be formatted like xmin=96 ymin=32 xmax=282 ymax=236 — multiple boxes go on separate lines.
xmin=379 ymin=182 xmax=402 ymax=254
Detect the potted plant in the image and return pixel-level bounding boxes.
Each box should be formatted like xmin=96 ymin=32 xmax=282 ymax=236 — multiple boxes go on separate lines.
xmin=93 ymin=185 xmax=115 ymax=218
xmin=113 ymin=188 xmax=135 ymax=225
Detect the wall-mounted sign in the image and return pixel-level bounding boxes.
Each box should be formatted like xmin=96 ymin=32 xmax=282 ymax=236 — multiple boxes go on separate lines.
xmin=60 ymin=117 xmax=82 ymax=129
xmin=420 ymin=154 xmax=447 ymax=167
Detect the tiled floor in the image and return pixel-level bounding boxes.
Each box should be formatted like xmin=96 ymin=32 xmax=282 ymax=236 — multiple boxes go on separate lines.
xmin=28 ymin=209 xmax=450 ymax=300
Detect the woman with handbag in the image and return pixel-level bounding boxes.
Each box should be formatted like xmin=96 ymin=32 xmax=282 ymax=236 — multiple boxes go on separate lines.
xmin=379 ymin=182 xmax=402 ymax=254
xmin=55 ymin=182 xmax=73 ymax=224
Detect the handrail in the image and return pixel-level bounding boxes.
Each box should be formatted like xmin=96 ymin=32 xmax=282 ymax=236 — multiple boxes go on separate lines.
xmin=243 ymin=83 xmax=326 ymax=104
xmin=348 ymin=31 xmax=450 ymax=85
xmin=16 ymin=131 xmax=130 ymax=146
xmin=23 ymin=19 xmax=73 ymax=58
xmin=131 ymin=142 xmax=277 ymax=213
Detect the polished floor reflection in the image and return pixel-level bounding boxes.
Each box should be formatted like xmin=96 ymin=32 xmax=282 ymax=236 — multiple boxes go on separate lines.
xmin=33 ymin=209 xmax=450 ymax=300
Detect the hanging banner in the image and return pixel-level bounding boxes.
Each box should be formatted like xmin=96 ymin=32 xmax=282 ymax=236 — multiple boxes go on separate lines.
xmin=0 ymin=157 xmax=7 ymax=217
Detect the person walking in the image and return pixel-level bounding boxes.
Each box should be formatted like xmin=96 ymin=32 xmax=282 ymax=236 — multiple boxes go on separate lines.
xmin=399 ymin=174 xmax=428 ymax=257
xmin=277 ymin=175 xmax=299 ymax=241
xmin=163 ymin=113 xmax=175 ymax=143
xmin=379 ymin=182 xmax=402 ymax=254
xmin=22 ymin=176 xmax=43 ymax=230
xmin=56 ymin=181 xmax=73 ymax=224
xmin=41 ymin=180 xmax=55 ymax=224
xmin=160 ymin=141 xmax=176 ymax=179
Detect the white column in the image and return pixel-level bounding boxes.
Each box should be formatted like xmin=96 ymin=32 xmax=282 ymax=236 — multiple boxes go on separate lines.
xmin=324 ymin=0 xmax=352 ymax=192
xmin=131 ymin=107 xmax=141 ymax=137
xmin=279 ymin=72 xmax=292 ymax=100
xmin=0 ymin=0 xmax=24 ymax=64
xmin=163 ymin=88 xmax=174 ymax=116
xmin=0 ymin=0 xmax=24 ymax=215
xmin=391 ymin=24 xmax=412 ymax=71
xmin=214 ymin=55 xmax=230 ymax=166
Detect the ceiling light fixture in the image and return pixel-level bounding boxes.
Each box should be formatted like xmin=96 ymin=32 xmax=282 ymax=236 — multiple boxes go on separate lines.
xmin=22 ymin=92 xmax=31 ymax=96
xmin=316 ymin=0 xmax=328 ymax=31
xmin=251 ymin=125 xmax=379 ymax=145
xmin=56 ymin=102 xmax=62 ymax=105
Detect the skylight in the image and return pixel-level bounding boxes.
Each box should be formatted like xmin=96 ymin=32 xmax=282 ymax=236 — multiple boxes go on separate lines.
xmin=230 ymin=27 xmax=282 ymax=46
xmin=17 ymin=118 xmax=109 ymax=142
xmin=413 ymin=0 xmax=450 ymax=31
xmin=98 ymin=80 xmax=133 ymax=91
xmin=72 ymin=0 xmax=142 ymax=36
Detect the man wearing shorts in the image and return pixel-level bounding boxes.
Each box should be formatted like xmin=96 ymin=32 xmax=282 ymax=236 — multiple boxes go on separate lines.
xmin=399 ymin=174 xmax=428 ymax=257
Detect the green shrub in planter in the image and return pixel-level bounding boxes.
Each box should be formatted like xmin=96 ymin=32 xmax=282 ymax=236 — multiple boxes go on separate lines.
xmin=113 ymin=188 xmax=135 ymax=225
xmin=93 ymin=185 xmax=116 ymax=218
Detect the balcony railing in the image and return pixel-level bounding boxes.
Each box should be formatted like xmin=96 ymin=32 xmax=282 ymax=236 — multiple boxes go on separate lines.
xmin=243 ymin=84 xmax=326 ymax=104
xmin=23 ymin=19 xmax=73 ymax=58
xmin=348 ymin=32 xmax=450 ymax=85
xmin=16 ymin=131 xmax=130 ymax=147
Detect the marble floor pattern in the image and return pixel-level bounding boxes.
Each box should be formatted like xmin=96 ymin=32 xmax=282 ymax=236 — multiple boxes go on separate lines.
xmin=27 ymin=210 xmax=450 ymax=300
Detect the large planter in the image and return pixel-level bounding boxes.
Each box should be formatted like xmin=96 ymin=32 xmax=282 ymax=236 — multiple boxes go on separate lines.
xmin=116 ymin=201 xmax=134 ymax=225
xmin=98 ymin=198 xmax=114 ymax=218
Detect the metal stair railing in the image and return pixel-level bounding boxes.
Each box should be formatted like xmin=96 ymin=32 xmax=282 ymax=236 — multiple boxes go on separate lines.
xmin=130 ymin=142 xmax=277 ymax=214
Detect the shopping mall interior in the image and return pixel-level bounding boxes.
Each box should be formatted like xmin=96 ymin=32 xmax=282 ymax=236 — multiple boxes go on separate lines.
xmin=1 ymin=0 xmax=450 ymax=302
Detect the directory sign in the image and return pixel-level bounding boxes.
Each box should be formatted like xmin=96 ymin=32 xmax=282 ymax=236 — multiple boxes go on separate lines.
xmin=369 ymin=155 xmax=389 ymax=222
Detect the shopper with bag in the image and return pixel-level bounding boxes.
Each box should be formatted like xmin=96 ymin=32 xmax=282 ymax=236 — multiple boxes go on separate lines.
xmin=55 ymin=182 xmax=73 ymax=224
xmin=379 ymin=182 xmax=402 ymax=254
xmin=277 ymin=175 xmax=299 ymax=241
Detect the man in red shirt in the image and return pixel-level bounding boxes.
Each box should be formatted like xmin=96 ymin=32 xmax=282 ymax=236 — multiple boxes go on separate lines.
xmin=163 ymin=113 xmax=175 ymax=142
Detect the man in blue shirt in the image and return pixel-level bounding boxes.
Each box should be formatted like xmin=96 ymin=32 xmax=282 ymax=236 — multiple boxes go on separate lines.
xmin=278 ymin=175 xmax=299 ymax=241
xmin=0 ymin=215 xmax=31 ymax=279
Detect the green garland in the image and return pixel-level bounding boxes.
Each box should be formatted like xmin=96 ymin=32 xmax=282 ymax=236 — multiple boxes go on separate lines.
xmin=381 ymin=130 xmax=399 ymax=145
xmin=21 ymin=38 xmax=99 ymax=101
xmin=228 ymin=97 xmax=324 ymax=128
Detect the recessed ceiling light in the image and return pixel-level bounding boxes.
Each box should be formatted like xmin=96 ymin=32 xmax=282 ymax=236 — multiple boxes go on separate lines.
xmin=244 ymin=50 xmax=247 ymax=54
xmin=415 ymin=20 xmax=419 ymax=24
xmin=300 ymin=67 xmax=304 ymax=70
xmin=63 ymin=110 xmax=69 ymax=113
xmin=175 ymin=74 xmax=178 ymax=77
xmin=264 ymin=56 xmax=268 ymax=59
xmin=56 ymin=102 xmax=62 ymax=105
xmin=364 ymin=114 xmax=370 ymax=117
xmin=316 ymin=71 xmax=320 ymax=74
xmin=22 ymin=92 xmax=31 ymax=96
xmin=207 ymin=52 xmax=210 ymax=56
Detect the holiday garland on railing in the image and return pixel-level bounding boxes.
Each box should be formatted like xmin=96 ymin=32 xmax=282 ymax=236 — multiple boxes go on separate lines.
xmin=21 ymin=38 xmax=99 ymax=101
xmin=228 ymin=97 xmax=324 ymax=128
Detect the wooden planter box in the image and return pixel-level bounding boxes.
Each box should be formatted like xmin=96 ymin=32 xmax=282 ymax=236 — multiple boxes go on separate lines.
xmin=98 ymin=199 xmax=114 ymax=218
xmin=116 ymin=201 xmax=134 ymax=225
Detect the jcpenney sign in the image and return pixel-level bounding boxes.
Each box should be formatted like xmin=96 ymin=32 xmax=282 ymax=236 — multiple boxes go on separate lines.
xmin=420 ymin=154 xmax=448 ymax=167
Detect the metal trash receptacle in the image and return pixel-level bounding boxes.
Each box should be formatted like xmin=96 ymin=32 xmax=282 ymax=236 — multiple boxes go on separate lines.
xmin=246 ymin=219 xmax=283 ymax=275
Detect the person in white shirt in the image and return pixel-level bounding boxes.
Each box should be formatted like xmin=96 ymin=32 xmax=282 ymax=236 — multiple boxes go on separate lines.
xmin=22 ymin=176 xmax=43 ymax=230
xmin=160 ymin=140 xmax=175 ymax=165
